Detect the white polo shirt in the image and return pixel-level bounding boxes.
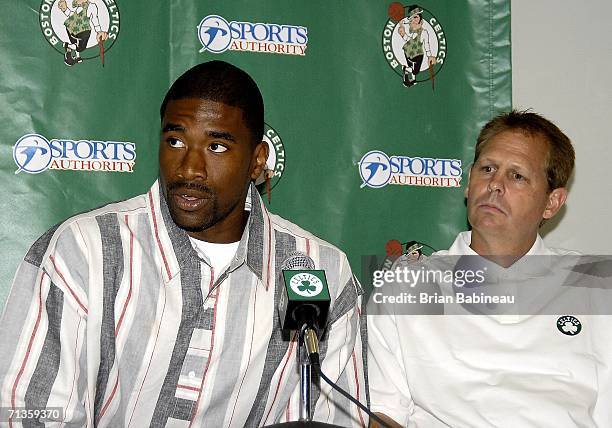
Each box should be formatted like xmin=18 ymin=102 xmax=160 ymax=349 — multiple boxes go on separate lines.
xmin=368 ymin=232 xmax=612 ymax=427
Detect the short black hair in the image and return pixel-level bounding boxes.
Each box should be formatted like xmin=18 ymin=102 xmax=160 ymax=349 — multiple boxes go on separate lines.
xmin=160 ymin=60 xmax=264 ymax=144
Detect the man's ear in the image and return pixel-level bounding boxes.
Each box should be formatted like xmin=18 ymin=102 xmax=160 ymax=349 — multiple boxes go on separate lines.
xmin=543 ymin=187 xmax=568 ymax=220
xmin=464 ymin=167 xmax=472 ymax=199
xmin=250 ymin=141 xmax=269 ymax=180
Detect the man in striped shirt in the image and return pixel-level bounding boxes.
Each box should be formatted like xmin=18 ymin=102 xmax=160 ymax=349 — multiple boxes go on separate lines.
xmin=0 ymin=61 xmax=368 ymax=427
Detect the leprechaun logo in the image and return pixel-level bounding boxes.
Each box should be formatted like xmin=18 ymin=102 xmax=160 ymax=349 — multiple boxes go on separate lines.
xmin=39 ymin=0 xmax=120 ymax=66
xmin=382 ymin=3 xmax=447 ymax=89
xmin=255 ymin=123 xmax=286 ymax=199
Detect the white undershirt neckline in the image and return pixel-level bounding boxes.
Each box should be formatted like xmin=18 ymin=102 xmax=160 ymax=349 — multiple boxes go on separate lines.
xmin=188 ymin=237 xmax=240 ymax=276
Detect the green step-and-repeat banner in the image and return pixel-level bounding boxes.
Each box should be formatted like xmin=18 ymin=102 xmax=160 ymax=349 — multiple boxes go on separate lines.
xmin=0 ymin=0 xmax=511 ymax=307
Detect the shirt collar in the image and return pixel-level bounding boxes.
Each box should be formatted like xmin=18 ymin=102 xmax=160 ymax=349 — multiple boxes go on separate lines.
xmin=449 ymin=231 xmax=553 ymax=256
xmin=447 ymin=230 xmax=555 ymax=277
xmin=153 ymin=180 xmax=272 ymax=288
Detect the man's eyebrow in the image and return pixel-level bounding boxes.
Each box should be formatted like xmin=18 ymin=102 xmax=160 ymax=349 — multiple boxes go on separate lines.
xmin=208 ymin=130 xmax=236 ymax=142
xmin=161 ymin=123 xmax=185 ymax=133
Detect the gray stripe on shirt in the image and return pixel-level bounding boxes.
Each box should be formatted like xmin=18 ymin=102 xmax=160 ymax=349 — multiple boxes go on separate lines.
xmin=94 ymin=213 xmax=124 ymax=424
xmin=23 ymin=282 xmax=64 ymax=428
xmin=244 ymin=229 xmax=297 ymax=426
xmin=0 ymin=263 xmax=40 ymax=370
xmin=54 ymin=225 xmax=89 ymax=297
xmin=24 ymin=223 xmax=61 ymax=268
xmin=327 ymin=276 xmax=359 ymax=326
xmin=246 ymin=188 xmax=265 ymax=278
xmin=201 ymin=269 xmax=251 ymax=426
xmin=151 ymin=197 xmax=203 ymax=427
xmin=108 ymin=213 xmax=163 ymax=427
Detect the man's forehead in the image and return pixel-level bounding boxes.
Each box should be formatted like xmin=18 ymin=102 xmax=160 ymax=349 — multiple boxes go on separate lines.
xmin=474 ymin=131 xmax=550 ymax=174
xmin=162 ymin=98 xmax=246 ymax=123
xmin=482 ymin=130 xmax=548 ymax=156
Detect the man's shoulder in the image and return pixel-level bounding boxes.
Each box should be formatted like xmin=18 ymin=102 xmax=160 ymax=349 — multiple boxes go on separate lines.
xmin=267 ymin=212 xmax=347 ymax=258
xmin=54 ymin=192 xmax=148 ymax=230
xmin=24 ymin=192 xmax=150 ymax=266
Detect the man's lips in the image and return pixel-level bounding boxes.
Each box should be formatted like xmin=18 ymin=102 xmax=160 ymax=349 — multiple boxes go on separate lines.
xmin=168 ymin=183 xmax=212 ymax=212
xmin=171 ymin=193 xmax=209 ymax=211
xmin=478 ymin=202 xmax=506 ymax=215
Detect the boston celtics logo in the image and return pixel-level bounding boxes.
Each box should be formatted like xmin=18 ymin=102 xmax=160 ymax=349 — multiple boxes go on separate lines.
xmin=556 ymin=315 xmax=582 ymax=336
xmin=255 ymin=123 xmax=286 ymax=198
xmin=39 ymin=0 xmax=120 ymax=66
xmin=289 ymin=272 xmax=324 ymax=298
xmin=382 ymin=3 xmax=446 ymax=89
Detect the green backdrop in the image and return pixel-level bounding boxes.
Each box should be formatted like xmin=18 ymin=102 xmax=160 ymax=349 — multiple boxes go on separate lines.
xmin=0 ymin=0 xmax=511 ymax=307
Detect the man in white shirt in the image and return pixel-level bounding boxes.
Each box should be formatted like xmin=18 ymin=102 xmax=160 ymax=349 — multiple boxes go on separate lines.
xmin=369 ymin=110 xmax=612 ymax=427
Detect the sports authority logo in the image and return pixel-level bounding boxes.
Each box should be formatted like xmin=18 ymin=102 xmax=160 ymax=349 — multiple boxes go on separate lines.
xmin=382 ymin=3 xmax=446 ymax=88
xmin=255 ymin=124 xmax=286 ymax=195
xmin=359 ymin=150 xmax=461 ymax=188
xmin=289 ymin=272 xmax=324 ymax=297
xmin=197 ymin=15 xmax=308 ymax=56
xmin=13 ymin=133 xmax=135 ymax=174
xmin=557 ymin=315 xmax=582 ymax=336
xmin=39 ymin=0 xmax=120 ymax=66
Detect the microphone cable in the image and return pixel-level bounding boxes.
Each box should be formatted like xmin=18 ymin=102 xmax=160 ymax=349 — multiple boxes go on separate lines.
xmin=306 ymin=349 xmax=393 ymax=428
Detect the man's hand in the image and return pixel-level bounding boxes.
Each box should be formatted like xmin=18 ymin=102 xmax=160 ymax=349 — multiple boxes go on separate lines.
xmin=97 ymin=31 xmax=109 ymax=43
xmin=58 ymin=0 xmax=67 ymax=12
xmin=398 ymin=23 xmax=406 ymax=38
xmin=369 ymin=412 xmax=404 ymax=428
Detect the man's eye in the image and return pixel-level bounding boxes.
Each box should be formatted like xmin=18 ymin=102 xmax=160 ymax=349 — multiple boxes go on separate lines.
xmin=167 ymin=137 xmax=185 ymax=148
xmin=209 ymin=143 xmax=228 ymax=153
xmin=512 ymin=172 xmax=525 ymax=180
xmin=481 ymin=166 xmax=494 ymax=173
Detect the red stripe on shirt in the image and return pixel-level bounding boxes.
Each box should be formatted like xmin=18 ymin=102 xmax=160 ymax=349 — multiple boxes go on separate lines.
xmin=189 ymin=280 xmax=219 ymax=426
xmin=62 ymin=316 xmax=83 ymax=424
xmin=177 ymin=384 xmax=201 ymax=392
xmin=228 ymin=285 xmax=258 ymax=426
xmin=352 ymin=351 xmax=366 ymax=427
xmin=115 ymin=215 xmax=134 ymax=336
xmin=262 ymin=331 xmax=298 ymax=425
xmin=127 ymin=287 xmax=167 ymax=428
xmin=265 ymin=208 xmax=272 ymax=290
xmin=97 ymin=375 xmax=120 ymax=423
xmin=49 ymin=255 xmax=88 ymax=314
xmin=10 ymin=273 xmax=45 ymax=428
xmin=148 ymin=190 xmax=171 ymax=280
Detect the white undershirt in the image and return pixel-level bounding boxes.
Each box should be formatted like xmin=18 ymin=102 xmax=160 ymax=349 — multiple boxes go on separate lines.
xmin=189 ymin=237 xmax=239 ymax=276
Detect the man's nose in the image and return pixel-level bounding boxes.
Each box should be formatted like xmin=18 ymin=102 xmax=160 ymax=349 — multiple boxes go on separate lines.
xmin=487 ymin=172 xmax=504 ymax=194
xmin=177 ymin=148 xmax=206 ymax=181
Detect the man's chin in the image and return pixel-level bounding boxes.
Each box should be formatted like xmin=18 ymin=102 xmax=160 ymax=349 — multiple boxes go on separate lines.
xmin=175 ymin=222 xmax=207 ymax=233
xmin=168 ymin=209 xmax=212 ymax=233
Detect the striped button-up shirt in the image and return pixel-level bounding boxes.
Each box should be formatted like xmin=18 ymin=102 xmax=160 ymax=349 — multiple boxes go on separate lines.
xmin=0 ymin=181 xmax=368 ymax=427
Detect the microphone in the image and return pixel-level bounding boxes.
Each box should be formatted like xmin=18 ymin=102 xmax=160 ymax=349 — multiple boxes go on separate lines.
xmin=275 ymin=252 xmax=394 ymax=428
xmin=279 ymin=251 xmax=331 ymax=335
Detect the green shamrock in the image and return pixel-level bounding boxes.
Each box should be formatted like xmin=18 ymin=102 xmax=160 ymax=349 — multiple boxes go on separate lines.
xmin=298 ymin=279 xmax=316 ymax=294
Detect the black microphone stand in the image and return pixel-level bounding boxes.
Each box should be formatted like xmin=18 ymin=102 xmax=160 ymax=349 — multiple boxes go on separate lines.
xmin=298 ymin=323 xmax=314 ymax=422
xmin=264 ymin=319 xmax=343 ymax=428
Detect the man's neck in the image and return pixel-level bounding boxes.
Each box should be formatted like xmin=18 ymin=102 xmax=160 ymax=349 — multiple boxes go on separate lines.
xmin=187 ymin=210 xmax=249 ymax=244
xmin=469 ymin=230 xmax=537 ymax=267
